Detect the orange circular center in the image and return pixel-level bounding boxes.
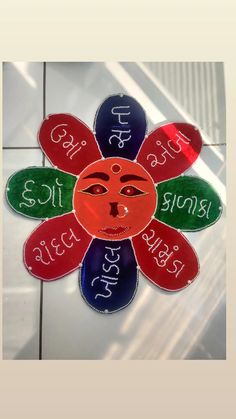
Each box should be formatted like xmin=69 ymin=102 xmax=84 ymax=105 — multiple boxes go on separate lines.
xmin=73 ymin=157 xmax=157 ymax=240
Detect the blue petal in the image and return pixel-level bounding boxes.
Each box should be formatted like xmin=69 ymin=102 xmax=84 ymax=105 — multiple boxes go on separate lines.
xmin=94 ymin=94 xmax=147 ymax=160
xmin=80 ymin=238 xmax=138 ymax=313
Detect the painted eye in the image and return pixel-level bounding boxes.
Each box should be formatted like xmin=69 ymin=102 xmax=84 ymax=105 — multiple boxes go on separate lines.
xmin=82 ymin=184 xmax=108 ymax=195
xmin=120 ymin=185 xmax=145 ymax=197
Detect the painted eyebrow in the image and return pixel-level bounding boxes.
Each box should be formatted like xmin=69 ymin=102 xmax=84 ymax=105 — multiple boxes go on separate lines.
xmin=120 ymin=174 xmax=148 ymax=183
xmin=82 ymin=172 xmax=110 ymax=181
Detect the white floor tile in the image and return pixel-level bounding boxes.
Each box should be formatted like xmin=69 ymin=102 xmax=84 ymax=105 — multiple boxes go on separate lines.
xmin=3 ymin=62 xmax=43 ymax=147
xmin=3 ymin=149 xmax=43 ymax=359
xmin=45 ymin=62 xmax=126 ymax=129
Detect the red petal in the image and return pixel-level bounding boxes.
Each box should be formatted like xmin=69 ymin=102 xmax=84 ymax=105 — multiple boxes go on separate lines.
xmin=24 ymin=213 xmax=92 ymax=280
xmin=38 ymin=114 xmax=102 ymax=175
xmin=132 ymin=219 xmax=199 ymax=291
xmin=137 ymin=123 xmax=202 ymax=182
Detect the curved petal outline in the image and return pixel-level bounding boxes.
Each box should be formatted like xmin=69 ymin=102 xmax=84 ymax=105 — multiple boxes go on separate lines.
xmin=131 ymin=218 xmax=200 ymax=292
xmin=79 ymin=238 xmax=139 ymax=313
xmin=6 ymin=167 xmax=76 ymax=220
xmin=23 ymin=212 xmax=93 ymax=281
xmin=6 ymin=97 xmax=222 ymax=306
xmin=137 ymin=122 xmax=203 ymax=183
xmin=38 ymin=113 xmax=102 ymax=175
xmin=94 ymin=93 xmax=147 ymax=160
xmin=155 ymin=175 xmax=223 ymax=232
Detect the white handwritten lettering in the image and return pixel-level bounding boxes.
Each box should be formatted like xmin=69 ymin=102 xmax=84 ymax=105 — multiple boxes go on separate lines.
xmin=111 ymin=106 xmax=131 ymax=125
xmin=33 ymin=228 xmax=81 ymax=265
xmin=108 ymin=129 xmax=131 ymax=148
xmin=19 ymin=178 xmax=64 ymax=209
xmin=147 ymin=130 xmax=191 ymax=167
xmin=19 ymin=180 xmax=36 ymax=208
xmin=142 ymin=229 xmax=184 ymax=278
xmin=91 ymin=246 xmax=121 ymax=300
xmin=50 ymin=124 xmax=87 ymax=160
xmin=160 ymin=192 xmax=211 ymax=219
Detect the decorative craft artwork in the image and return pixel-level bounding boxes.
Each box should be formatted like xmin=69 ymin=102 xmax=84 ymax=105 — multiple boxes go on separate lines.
xmin=6 ymin=94 xmax=222 ymax=313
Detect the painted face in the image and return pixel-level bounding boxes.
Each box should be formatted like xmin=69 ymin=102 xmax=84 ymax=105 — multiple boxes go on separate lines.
xmin=73 ymin=157 xmax=157 ymax=240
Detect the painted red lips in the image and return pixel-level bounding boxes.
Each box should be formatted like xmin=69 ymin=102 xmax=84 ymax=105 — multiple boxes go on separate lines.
xmin=99 ymin=226 xmax=130 ymax=236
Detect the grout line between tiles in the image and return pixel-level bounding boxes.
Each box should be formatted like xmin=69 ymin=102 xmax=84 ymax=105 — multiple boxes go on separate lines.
xmin=39 ymin=62 xmax=46 ymax=360
xmin=3 ymin=144 xmax=226 ymax=151
xmin=3 ymin=146 xmax=41 ymax=150
xmin=203 ymin=143 xmax=226 ymax=147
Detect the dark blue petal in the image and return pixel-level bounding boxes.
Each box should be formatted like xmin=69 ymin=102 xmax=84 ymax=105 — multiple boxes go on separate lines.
xmin=80 ymin=238 xmax=138 ymax=313
xmin=94 ymin=94 xmax=147 ymax=160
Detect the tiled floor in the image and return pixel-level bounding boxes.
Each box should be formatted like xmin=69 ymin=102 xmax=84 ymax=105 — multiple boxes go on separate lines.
xmin=3 ymin=62 xmax=226 ymax=359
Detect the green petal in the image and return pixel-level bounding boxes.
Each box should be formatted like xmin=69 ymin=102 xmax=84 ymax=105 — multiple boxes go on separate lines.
xmin=6 ymin=167 xmax=77 ymax=219
xmin=155 ymin=176 xmax=222 ymax=231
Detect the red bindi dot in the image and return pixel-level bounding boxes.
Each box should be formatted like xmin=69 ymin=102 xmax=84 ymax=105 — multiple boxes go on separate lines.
xmin=111 ymin=164 xmax=121 ymax=174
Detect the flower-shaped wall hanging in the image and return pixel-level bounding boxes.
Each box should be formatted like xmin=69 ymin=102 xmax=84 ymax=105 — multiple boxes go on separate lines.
xmin=6 ymin=94 xmax=222 ymax=313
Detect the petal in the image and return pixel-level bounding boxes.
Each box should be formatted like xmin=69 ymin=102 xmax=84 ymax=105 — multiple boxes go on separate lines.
xmin=155 ymin=176 xmax=223 ymax=231
xmin=24 ymin=213 xmax=92 ymax=280
xmin=94 ymin=94 xmax=147 ymax=160
xmin=38 ymin=114 xmax=102 ymax=175
xmin=6 ymin=167 xmax=76 ymax=219
xmin=137 ymin=123 xmax=202 ymax=182
xmin=80 ymin=238 xmax=138 ymax=313
xmin=132 ymin=219 xmax=199 ymax=291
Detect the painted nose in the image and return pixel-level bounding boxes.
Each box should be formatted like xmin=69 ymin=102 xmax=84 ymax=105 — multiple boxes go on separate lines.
xmin=109 ymin=202 xmax=119 ymax=218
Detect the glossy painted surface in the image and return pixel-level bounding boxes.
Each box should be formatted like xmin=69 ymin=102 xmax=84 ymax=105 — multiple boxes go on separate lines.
xmin=94 ymin=94 xmax=147 ymax=159
xmin=6 ymin=167 xmax=76 ymax=219
xmin=155 ymin=176 xmax=222 ymax=231
xmin=39 ymin=113 xmax=101 ymax=175
xmin=80 ymin=239 xmax=138 ymax=313
xmin=73 ymin=157 xmax=157 ymax=240
xmin=137 ymin=122 xmax=202 ymax=182
xmin=3 ymin=62 xmax=226 ymax=359
xmin=132 ymin=219 xmax=199 ymax=291
xmin=24 ymin=213 xmax=92 ymax=281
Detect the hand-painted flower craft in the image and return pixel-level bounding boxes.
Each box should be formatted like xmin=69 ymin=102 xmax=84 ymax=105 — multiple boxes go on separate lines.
xmin=6 ymin=94 xmax=222 ymax=313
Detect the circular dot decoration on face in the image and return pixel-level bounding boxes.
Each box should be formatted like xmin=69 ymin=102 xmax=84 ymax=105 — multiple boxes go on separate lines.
xmin=111 ymin=163 xmax=121 ymax=174
xmin=73 ymin=157 xmax=157 ymax=241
